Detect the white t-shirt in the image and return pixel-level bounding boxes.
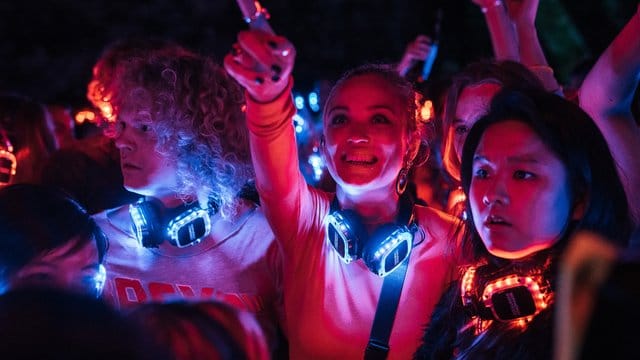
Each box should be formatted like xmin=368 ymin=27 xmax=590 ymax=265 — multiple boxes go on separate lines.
xmin=94 ymin=201 xmax=284 ymax=351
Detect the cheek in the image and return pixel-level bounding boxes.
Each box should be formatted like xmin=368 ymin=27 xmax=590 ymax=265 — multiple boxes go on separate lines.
xmin=468 ymin=183 xmax=485 ymax=226
xmin=453 ymin=134 xmax=467 ymax=161
xmin=532 ymin=189 xmax=572 ymax=234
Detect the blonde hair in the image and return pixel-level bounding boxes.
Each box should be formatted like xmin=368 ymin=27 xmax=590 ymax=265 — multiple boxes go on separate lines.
xmin=102 ymin=45 xmax=252 ymax=217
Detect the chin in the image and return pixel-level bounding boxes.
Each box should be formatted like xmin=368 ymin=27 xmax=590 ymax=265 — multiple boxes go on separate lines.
xmin=123 ymin=183 xmax=152 ymax=197
xmin=487 ymin=244 xmax=551 ymax=260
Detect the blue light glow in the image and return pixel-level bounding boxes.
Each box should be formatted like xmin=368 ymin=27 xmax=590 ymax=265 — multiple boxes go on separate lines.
xmin=308 ymin=92 xmax=320 ymax=112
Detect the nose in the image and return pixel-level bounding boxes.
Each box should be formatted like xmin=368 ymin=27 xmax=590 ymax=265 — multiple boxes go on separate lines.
xmin=113 ymin=125 xmax=133 ymax=153
xmin=347 ymin=123 xmax=370 ymax=144
xmin=481 ymin=178 xmax=509 ymax=206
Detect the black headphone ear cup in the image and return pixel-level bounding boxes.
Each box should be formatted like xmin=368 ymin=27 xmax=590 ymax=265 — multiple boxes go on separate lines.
xmin=363 ymin=224 xmax=397 ymax=255
xmin=338 ymin=209 xmax=367 ymax=258
xmin=130 ymin=199 xmax=165 ymax=248
xmin=363 ymin=224 xmax=413 ymax=276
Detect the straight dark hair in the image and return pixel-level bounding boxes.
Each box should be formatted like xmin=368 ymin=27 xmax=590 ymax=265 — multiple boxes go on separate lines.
xmin=460 ymin=87 xmax=631 ymax=261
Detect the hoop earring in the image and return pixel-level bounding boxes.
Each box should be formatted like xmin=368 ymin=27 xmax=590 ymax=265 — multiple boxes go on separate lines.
xmin=395 ymin=158 xmax=413 ymax=196
xmin=395 ymin=167 xmax=409 ymax=195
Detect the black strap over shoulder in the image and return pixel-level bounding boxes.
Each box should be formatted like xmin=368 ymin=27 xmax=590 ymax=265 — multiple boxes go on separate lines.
xmin=364 ymin=253 xmax=411 ymax=360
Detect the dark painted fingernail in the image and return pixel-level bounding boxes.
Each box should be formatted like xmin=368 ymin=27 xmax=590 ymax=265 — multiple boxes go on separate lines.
xmin=254 ymin=77 xmax=264 ymax=85
xmin=267 ymin=40 xmax=278 ymax=49
xmin=271 ymin=64 xmax=282 ymax=74
xmin=271 ymin=75 xmax=280 ymax=82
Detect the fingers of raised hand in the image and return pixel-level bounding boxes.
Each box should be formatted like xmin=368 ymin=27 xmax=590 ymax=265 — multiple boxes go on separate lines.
xmin=224 ymin=30 xmax=296 ymax=102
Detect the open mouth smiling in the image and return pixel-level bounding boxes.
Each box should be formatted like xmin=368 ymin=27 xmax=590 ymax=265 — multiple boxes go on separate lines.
xmin=342 ymin=154 xmax=378 ymax=166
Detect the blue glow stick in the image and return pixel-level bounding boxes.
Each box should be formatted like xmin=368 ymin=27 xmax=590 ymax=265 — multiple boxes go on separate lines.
xmin=420 ymin=42 xmax=438 ymax=82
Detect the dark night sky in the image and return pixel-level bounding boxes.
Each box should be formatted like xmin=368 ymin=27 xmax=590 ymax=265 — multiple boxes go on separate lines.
xmin=0 ymin=0 xmax=637 ymax=109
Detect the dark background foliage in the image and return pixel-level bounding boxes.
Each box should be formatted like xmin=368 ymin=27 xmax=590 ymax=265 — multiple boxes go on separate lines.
xmin=0 ymin=0 xmax=636 ymax=109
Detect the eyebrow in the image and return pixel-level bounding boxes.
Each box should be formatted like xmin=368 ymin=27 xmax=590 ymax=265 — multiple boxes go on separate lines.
xmin=326 ymin=104 xmax=397 ymax=116
xmin=473 ymin=154 xmax=541 ymax=164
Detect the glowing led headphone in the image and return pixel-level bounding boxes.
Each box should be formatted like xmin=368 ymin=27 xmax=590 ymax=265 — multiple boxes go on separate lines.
xmin=0 ymin=129 xmax=16 ymax=185
xmin=326 ymin=193 xmax=417 ymax=277
xmin=460 ymin=263 xmax=552 ymax=326
xmin=129 ymin=198 xmax=214 ymax=248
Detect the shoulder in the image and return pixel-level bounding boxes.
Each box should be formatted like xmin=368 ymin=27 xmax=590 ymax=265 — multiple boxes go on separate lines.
xmin=224 ymin=199 xmax=275 ymax=239
xmin=93 ymin=205 xmax=130 ymax=229
xmin=415 ymin=204 xmax=464 ymax=242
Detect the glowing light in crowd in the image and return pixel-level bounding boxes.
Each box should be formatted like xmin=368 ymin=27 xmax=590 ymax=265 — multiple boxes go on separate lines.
xmin=75 ymin=110 xmax=97 ymax=124
xmin=308 ymin=152 xmax=324 ymax=181
xmin=420 ymin=100 xmax=434 ymax=122
xmin=308 ymin=92 xmax=320 ymax=112
xmin=294 ymin=95 xmax=305 ymax=110
xmin=293 ymin=114 xmax=305 ymax=133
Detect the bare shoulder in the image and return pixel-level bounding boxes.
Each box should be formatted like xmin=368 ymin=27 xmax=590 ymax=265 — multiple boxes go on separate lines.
xmin=414 ymin=204 xmax=464 ymax=244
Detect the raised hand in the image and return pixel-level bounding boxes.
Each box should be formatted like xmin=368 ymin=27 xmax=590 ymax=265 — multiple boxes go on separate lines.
xmin=224 ymin=30 xmax=296 ymax=103
xmin=397 ymin=35 xmax=433 ymax=77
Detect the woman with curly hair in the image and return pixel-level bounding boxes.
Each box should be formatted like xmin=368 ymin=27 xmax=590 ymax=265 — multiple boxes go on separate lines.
xmin=89 ymin=39 xmax=285 ymax=356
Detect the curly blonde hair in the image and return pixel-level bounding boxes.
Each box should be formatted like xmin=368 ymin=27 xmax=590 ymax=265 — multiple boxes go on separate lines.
xmin=101 ymin=44 xmax=252 ymax=217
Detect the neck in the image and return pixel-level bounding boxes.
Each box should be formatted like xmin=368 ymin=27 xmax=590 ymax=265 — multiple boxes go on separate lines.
xmin=146 ymin=193 xmax=195 ymax=209
xmin=336 ymin=186 xmax=401 ymax=226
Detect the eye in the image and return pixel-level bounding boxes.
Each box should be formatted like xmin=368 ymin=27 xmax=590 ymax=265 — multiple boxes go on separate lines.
xmin=329 ymin=114 xmax=347 ymax=126
xmin=371 ymin=114 xmax=390 ymax=124
xmin=513 ymin=170 xmax=535 ymax=180
xmin=473 ymin=167 xmax=489 ymax=179
xmin=454 ymin=125 xmax=468 ymax=135
xmin=139 ymin=124 xmax=152 ymax=132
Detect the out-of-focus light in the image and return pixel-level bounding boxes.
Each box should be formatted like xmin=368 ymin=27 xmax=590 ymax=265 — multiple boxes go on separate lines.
xmin=308 ymin=92 xmax=320 ymax=112
xmin=420 ymin=100 xmax=434 ymax=122
xmin=294 ymin=95 xmax=305 ymax=110
xmin=75 ymin=110 xmax=97 ymax=124
xmin=308 ymin=152 xmax=324 ymax=181
xmin=293 ymin=114 xmax=305 ymax=133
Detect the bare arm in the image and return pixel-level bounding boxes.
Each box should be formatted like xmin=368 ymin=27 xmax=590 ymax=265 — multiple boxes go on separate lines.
xmin=579 ymin=7 xmax=640 ymax=225
xmin=472 ymin=0 xmax=519 ymax=61
xmin=506 ymin=0 xmax=562 ymax=93
xmin=397 ymin=34 xmax=433 ymax=77
xmin=224 ymin=30 xmax=307 ymax=236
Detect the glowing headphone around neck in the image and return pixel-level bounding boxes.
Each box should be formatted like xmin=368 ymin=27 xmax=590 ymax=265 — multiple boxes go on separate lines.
xmin=129 ymin=198 xmax=215 ymax=248
xmin=460 ymin=261 xmax=553 ymax=326
xmin=0 ymin=129 xmax=16 ymax=185
xmin=326 ymin=193 xmax=418 ymax=277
